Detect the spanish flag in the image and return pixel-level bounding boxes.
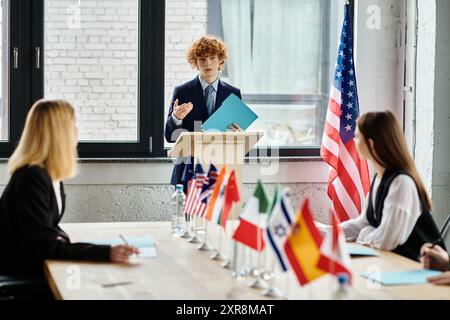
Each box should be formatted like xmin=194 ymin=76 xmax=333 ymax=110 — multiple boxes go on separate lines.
xmin=284 ymin=199 xmax=326 ymax=285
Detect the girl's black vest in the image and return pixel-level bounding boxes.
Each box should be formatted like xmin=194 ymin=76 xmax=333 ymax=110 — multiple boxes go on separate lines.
xmin=366 ymin=168 xmax=445 ymax=261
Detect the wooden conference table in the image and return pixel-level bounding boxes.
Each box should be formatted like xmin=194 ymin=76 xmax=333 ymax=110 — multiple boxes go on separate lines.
xmin=45 ymin=222 xmax=450 ymax=300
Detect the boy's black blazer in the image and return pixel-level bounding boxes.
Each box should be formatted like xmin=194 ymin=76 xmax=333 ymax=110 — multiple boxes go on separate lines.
xmin=165 ymin=77 xmax=242 ymax=185
xmin=0 ymin=165 xmax=110 ymax=279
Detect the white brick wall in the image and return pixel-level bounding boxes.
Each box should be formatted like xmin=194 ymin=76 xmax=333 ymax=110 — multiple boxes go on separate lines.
xmin=44 ymin=0 xmax=208 ymax=142
xmin=45 ymin=0 xmax=139 ymax=141
xmin=164 ymin=0 xmax=208 ymax=124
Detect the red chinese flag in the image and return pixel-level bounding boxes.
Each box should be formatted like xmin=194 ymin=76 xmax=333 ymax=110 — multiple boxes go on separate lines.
xmin=219 ymin=170 xmax=240 ymax=229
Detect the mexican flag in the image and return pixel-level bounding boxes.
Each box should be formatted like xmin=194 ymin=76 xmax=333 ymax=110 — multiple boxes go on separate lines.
xmin=232 ymin=181 xmax=269 ymax=252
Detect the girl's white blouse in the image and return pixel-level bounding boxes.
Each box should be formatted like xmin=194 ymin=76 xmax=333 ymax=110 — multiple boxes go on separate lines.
xmin=340 ymin=174 xmax=422 ymax=251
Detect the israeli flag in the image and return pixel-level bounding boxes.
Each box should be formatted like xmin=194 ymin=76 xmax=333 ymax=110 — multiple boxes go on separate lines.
xmin=265 ymin=190 xmax=295 ymax=272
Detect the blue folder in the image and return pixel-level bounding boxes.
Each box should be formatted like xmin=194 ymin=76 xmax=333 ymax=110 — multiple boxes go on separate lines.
xmin=360 ymin=270 xmax=442 ymax=286
xmin=202 ymin=93 xmax=258 ymax=132
xmin=88 ymin=235 xmax=155 ymax=248
xmin=347 ymin=244 xmax=379 ymax=257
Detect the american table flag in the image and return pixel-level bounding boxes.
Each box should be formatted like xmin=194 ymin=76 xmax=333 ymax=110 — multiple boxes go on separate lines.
xmin=194 ymin=163 xmax=219 ymax=218
xmin=184 ymin=163 xmax=207 ymax=216
xmin=321 ymin=4 xmax=370 ymax=222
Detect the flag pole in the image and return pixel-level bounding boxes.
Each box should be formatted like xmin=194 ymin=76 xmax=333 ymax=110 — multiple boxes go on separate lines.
xmin=231 ymin=242 xmax=252 ymax=278
xmin=261 ymin=247 xmax=270 ymax=279
xmin=188 ymin=214 xmax=200 ymax=244
xmin=230 ymin=240 xmax=239 ymax=277
xmin=221 ymin=224 xmax=233 ymax=269
xmin=248 ymin=224 xmax=268 ymax=289
xmin=222 ymin=217 xmax=241 ymax=270
xmin=262 ymin=254 xmax=283 ymax=298
xmin=283 ymin=271 xmax=291 ymax=300
xmin=211 ymin=225 xmax=227 ymax=260
xmin=180 ymin=210 xmax=191 ymax=239
xmin=198 ymin=217 xmax=213 ymax=251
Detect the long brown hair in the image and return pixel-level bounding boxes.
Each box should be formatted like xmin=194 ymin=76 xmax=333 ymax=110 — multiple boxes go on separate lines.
xmin=8 ymin=99 xmax=78 ymax=181
xmin=357 ymin=110 xmax=432 ymax=210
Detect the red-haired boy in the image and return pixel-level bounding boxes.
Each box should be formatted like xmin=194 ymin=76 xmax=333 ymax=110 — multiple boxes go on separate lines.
xmin=165 ymin=36 xmax=242 ymax=187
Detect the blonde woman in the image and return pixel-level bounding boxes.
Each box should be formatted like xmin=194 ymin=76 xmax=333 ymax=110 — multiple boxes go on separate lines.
xmin=0 ymin=99 xmax=138 ymax=280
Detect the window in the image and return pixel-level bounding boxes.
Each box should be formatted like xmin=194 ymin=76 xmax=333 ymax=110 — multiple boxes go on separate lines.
xmin=0 ymin=0 xmax=25 ymax=157
xmin=165 ymin=0 xmax=342 ymax=156
xmin=0 ymin=1 xmax=8 ymax=142
xmin=44 ymin=0 xmax=139 ymax=142
xmin=1 ymin=0 xmax=347 ymax=159
xmin=0 ymin=0 xmax=165 ymax=158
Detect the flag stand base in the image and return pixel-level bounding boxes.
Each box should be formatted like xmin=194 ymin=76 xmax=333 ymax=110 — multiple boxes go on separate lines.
xmin=180 ymin=230 xmax=191 ymax=239
xmin=210 ymin=250 xmax=227 ymax=261
xmin=221 ymin=259 xmax=232 ymax=269
xmin=262 ymin=286 xmax=284 ymax=298
xmin=261 ymin=270 xmax=275 ymax=281
xmin=197 ymin=241 xmax=213 ymax=251
xmin=188 ymin=235 xmax=201 ymax=244
xmin=248 ymin=276 xmax=268 ymax=290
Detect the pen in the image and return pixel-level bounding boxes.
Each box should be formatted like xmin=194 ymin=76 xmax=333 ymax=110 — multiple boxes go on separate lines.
xmin=102 ymin=281 xmax=133 ymax=288
xmin=119 ymin=234 xmax=128 ymax=246
xmin=119 ymin=234 xmax=139 ymax=258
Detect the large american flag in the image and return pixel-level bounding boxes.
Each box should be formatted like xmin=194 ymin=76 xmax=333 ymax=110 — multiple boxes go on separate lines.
xmin=321 ymin=4 xmax=370 ymax=222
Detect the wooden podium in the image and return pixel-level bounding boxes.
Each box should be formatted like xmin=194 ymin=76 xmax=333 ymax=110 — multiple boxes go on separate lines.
xmin=168 ymin=132 xmax=263 ymax=219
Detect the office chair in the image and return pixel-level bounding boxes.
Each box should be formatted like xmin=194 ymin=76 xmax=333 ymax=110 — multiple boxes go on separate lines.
xmin=0 ymin=275 xmax=53 ymax=300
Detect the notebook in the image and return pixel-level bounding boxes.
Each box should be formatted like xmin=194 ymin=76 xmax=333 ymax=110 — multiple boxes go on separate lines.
xmin=88 ymin=235 xmax=157 ymax=258
xmin=360 ymin=270 xmax=442 ymax=286
xmin=88 ymin=235 xmax=155 ymax=247
xmin=347 ymin=244 xmax=379 ymax=257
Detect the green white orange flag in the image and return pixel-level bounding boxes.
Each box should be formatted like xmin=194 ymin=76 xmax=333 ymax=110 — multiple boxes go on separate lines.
xmin=284 ymin=198 xmax=327 ymax=285
xmin=205 ymin=166 xmax=228 ymax=222
xmin=232 ymin=181 xmax=269 ymax=251
xmin=218 ymin=170 xmax=240 ymax=229
xmin=268 ymin=184 xmax=281 ymax=215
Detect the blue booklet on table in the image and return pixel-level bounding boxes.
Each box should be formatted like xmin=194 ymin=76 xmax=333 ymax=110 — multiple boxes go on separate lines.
xmin=360 ymin=270 xmax=442 ymax=286
xmin=88 ymin=235 xmax=155 ymax=248
xmin=347 ymin=244 xmax=379 ymax=257
xmin=88 ymin=235 xmax=157 ymax=259
xmin=202 ymin=93 xmax=258 ymax=132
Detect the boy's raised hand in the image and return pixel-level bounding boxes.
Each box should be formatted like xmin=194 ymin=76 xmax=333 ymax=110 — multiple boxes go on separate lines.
xmin=173 ymin=99 xmax=193 ymax=120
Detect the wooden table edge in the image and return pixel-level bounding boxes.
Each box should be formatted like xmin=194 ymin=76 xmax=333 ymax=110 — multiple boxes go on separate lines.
xmin=45 ymin=261 xmax=63 ymax=300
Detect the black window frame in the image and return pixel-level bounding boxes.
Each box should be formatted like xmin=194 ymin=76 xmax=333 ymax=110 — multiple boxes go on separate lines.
xmin=0 ymin=0 xmax=354 ymax=159
xmin=0 ymin=0 xmax=165 ymax=158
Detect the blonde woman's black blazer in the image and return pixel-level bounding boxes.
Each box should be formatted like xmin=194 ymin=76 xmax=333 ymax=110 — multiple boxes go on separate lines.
xmin=0 ymin=165 xmax=110 ymax=279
